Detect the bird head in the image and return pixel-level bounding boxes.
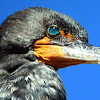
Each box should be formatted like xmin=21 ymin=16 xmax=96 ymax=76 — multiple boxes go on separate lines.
xmin=0 ymin=7 xmax=100 ymax=71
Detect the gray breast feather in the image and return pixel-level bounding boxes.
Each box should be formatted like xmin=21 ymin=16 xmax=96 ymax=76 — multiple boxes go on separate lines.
xmin=0 ymin=62 xmax=66 ymax=100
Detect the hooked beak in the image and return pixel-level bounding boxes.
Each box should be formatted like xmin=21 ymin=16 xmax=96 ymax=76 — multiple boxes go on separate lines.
xmin=61 ymin=42 xmax=100 ymax=64
xmin=33 ymin=37 xmax=100 ymax=70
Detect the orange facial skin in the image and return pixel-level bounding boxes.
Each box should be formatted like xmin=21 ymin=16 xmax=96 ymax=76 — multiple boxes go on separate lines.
xmin=34 ymin=37 xmax=51 ymax=45
xmin=59 ymin=29 xmax=77 ymax=42
xmin=33 ymin=36 xmax=83 ymax=70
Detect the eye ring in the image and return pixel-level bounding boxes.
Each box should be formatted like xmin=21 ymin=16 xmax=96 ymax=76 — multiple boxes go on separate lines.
xmin=47 ymin=25 xmax=60 ymax=37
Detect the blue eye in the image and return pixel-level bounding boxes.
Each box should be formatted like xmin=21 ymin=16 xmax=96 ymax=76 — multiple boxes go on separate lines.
xmin=48 ymin=26 xmax=59 ymax=36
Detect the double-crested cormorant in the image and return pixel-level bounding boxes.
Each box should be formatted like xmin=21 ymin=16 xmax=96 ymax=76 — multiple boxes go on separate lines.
xmin=0 ymin=7 xmax=100 ymax=100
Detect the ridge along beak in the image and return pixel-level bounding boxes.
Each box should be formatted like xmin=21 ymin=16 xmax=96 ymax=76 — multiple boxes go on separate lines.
xmin=33 ymin=37 xmax=100 ymax=70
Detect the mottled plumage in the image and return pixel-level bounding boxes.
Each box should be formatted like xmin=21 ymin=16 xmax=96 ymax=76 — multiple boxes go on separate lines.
xmin=0 ymin=7 xmax=100 ymax=100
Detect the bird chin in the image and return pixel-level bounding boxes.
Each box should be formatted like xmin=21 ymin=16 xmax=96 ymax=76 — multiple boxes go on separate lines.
xmin=33 ymin=44 xmax=100 ymax=70
xmin=33 ymin=36 xmax=100 ymax=70
xmin=33 ymin=45 xmax=83 ymax=70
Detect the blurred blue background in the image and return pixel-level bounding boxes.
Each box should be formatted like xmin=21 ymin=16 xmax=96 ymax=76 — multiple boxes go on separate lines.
xmin=0 ymin=0 xmax=100 ymax=100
